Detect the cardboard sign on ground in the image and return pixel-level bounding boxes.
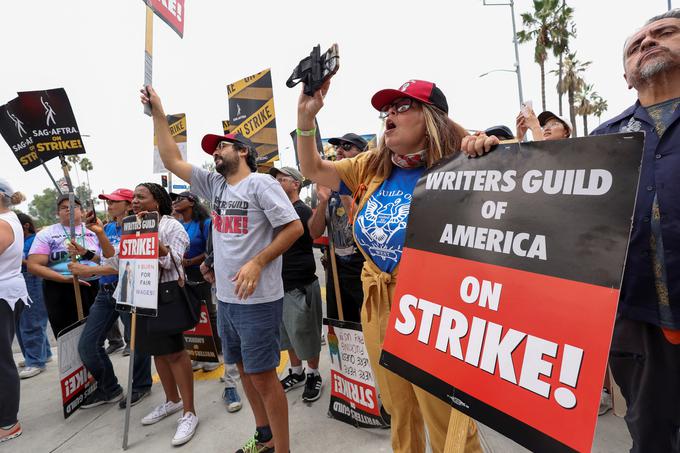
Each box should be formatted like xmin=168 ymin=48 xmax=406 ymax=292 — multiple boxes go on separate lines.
xmin=58 ymin=320 xmax=96 ymax=419
xmin=184 ymin=301 xmax=219 ymax=362
xmin=325 ymin=318 xmax=389 ymax=429
xmin=379 ymin=133 xmax=644 ymax=452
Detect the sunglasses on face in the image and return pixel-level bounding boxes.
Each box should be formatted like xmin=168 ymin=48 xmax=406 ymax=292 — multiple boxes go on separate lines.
xmin=379 ymin=98 xmax=413 ymax=119
xmin=334 ymin=143 xmax=355 ymax=152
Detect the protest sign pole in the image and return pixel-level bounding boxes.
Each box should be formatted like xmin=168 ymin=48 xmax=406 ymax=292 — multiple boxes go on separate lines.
xmin=143 ymin=5 xmax=153 ymax=116
xmin=58 ymin=153 xmax=84 ymax=320
xmin=40 ymin=159 xmax=62 ymax=193
xmin=443 ymin=410 xmax=472 ymax=453
xmin=122 ymin=307 xmax=137 ymax=450
xmin=326 ymin=223 xmax=344 ymax=321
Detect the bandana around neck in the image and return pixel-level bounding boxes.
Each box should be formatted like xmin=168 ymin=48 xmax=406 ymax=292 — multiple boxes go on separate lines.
xmin=391 ymin=149 xmax=427 ymax=169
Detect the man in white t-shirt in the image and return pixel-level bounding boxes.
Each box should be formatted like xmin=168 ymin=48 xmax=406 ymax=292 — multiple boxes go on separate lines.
xmin=142 ymin=86 xmax=303 ymax=453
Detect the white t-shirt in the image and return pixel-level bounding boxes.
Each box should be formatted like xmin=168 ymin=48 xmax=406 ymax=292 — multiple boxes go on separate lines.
xmin=191 ymin=167 xmax=299 ymax=304
xmin=0 ymin=211 xmax=28 ymax=311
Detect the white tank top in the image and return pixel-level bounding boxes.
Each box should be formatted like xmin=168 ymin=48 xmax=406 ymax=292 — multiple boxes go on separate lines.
xmin=0 ymin=211 xmax=28 ymax=310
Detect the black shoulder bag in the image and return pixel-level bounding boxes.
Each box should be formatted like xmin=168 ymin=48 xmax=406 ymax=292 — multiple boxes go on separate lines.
xmin=147 ymin=247 xmax=201 ymax=336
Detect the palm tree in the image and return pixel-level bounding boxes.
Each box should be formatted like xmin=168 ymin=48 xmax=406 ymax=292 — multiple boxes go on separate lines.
xmin=66 ymin=154 xmax=82 ymax=187
xmin=549 ymin=1 xmax=576 ymax=116
xmin=575 ymin=83 xmax=596 ymax=135
xmin=517 ymin=0 xmax=561 ymax=111
xmin=79 ymin=157 xmax=93 ymax=193
xmin=591 ymin=94 xmax=609 ymax=126
xmin=552 ymin=52 xmax=590 ymax=136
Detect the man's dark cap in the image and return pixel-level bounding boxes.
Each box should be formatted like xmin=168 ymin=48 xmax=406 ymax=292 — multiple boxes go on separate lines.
xmin=327 ymin=133 xmax=369 ymax=151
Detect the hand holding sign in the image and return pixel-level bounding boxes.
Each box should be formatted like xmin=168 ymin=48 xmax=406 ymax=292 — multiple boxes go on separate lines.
xmin=460 ymin=132 xmax=499 ymax=158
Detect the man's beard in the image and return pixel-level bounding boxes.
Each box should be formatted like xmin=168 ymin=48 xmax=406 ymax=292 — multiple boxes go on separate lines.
xmin=629 ymin=49 xmax=680 ymax=86
xmin=215 ymin=155 xmax=238 ymax=177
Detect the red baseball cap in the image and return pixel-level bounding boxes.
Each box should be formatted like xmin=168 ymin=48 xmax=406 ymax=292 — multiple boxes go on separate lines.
xmin=371 ymin=79 xmax=449 ymax=114
xmin=201 ymin=133 xmax=256 ymax=156
xmin=98 ymin=188 xmax=133 ymax=202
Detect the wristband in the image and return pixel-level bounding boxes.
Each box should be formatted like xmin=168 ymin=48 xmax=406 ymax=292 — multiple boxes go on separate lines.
xmin=296 ymin=127 xmax=316 ymax=137
xmin=83 ymin=250 xmax=96 ymax=261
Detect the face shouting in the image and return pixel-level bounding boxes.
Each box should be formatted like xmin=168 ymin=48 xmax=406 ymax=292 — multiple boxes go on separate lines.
xmin=381 ymin=98 xmax=428 ymax=156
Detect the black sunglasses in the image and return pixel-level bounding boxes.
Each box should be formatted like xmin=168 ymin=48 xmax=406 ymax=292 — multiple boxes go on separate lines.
xmin=334 ymin=142 xmax=355 ymax=151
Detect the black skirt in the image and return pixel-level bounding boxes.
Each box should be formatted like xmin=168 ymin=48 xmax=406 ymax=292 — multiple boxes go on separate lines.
xmin=135 ymin=316 xmax=186 ymax=356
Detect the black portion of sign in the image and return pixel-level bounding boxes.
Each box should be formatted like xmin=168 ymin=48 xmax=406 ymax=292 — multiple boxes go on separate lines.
xmin=0 ymin=88 xmax=86 ymax=171
xmin=379 ymin=350 xmax=576 ymax=453
xmin=406 ymin=133 xmax=644 ymax=289
xmin=328 ymin=395 xmax=390 ymax=429
xmin=0 ymin=97 xmax=40 ymax=170
xmin=121 ymin=213 xmax=159 ymax=235
xmin=116 ymin=303 xmax=157 ymax=318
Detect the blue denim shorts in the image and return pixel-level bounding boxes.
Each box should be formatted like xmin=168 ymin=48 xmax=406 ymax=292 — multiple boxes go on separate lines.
xmin=218 ymin=299 xmax=282 ymax=374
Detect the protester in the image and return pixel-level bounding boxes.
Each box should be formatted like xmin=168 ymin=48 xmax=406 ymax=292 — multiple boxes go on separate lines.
xmin=516 ymin=107 xmax=571 ymax=141
xmin=26 ymin=194 xmax=102 ymax=336
xmin=170 ymin=191 xmax=220 ymax=373
xmin=142 ymin=85 xmax=303 ymax=453
xmin=308 ymin=133 xmax=367 ymax=323
xmin=68 ymin=188 xmax=153 ymax=410
xmin=107 ymin=183 xmax=197 ymax=446
xmin=14 ymin=212 xmax=52 ymax=379
xmin=295 ymin=78 xmax=481 ymax=452
xmin=590 ymin=10 xmax=680 ymax=452
xmin=483 ymin=125 xmax=516 ymax=142
xmin=200 ymin=229 xmax=243 ymax=413
xmin=271 ymin=166 xmax=324 ymax=402
xmin=0 ymin=179 xmax=28 ymax=443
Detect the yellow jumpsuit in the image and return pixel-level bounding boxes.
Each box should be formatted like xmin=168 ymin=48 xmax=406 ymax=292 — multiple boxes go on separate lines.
xmin=334 ymin=152 xmax=482 ymax=453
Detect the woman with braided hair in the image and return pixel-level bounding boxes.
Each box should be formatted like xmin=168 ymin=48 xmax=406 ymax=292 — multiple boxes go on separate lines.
xmin=105 ymin=183 xmax=199 ymax=446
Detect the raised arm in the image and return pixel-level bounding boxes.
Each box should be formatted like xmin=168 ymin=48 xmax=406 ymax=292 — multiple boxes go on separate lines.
xmin=308 ymin=184 xmax=330 ymax=240
xmin=296 ymin=80 xmax=341 ymax=191
xmin=140 ymin=86 xmax=193 ymax=183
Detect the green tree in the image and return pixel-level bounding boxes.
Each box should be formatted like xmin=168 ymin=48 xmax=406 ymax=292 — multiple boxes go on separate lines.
xmin=549 ymin=1 xmax=576 ymax=116
xmin=591 ymin=94 xmax=609 ymax=126
xmin=79 ymin=157 xmax=93 ymax=192
xmin=575 ymin=83 xmax=596 ymax=135
xmin=552 ymin=52 xmax=590 ymax=136
xmin=67 ymin=154 xmax=82 ymax=187
xmin=517 ymin=0 xmax=561 ymax=112
xmin=202 ymin=161 xmax=215 ymax=172
xmin=28 ymin=188 xmax=59 ymax=227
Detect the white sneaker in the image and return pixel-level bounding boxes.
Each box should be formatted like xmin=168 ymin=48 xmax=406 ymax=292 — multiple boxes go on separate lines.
xmin=141 ymin=400 xmax=183 ymax=425
xmin=171 ymin=412 xmax=198 ymax=446
xmin=19 ymin=366 xmax=45 ymax=379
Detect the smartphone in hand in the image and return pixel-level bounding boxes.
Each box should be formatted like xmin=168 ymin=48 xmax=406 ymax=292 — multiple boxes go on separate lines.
xmin=521 ymin=100 xmax=533 ymax=118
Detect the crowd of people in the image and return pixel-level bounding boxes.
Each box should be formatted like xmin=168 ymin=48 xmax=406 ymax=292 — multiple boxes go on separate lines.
xmin=0 ymin=8 xmax=679 ymax=453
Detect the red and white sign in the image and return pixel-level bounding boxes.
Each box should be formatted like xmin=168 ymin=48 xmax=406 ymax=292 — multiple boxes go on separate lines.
xmin=146 ymin=0 xmax=185 ymax=37
xmin=379 ymin=134 xmax=644 ymax=452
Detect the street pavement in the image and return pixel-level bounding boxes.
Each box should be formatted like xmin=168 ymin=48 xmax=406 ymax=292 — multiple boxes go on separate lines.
xmin=9 ymin=251 xmax=632 ymax=452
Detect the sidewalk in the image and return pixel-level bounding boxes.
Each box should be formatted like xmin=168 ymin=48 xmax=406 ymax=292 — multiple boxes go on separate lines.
xmin=9 ymin=250 xmax=632 ymax=452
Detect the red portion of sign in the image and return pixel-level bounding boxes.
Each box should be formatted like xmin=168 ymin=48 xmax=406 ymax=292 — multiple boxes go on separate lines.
xmin=61 ymin=366 xmax=93 ymax=401
xmin=148 ymin=0 xmax=185 ymax=37
xmin=330 ymin=370 xmax=380 ymax=416
xmin=119 ymin=232 xmax=159 ymax=259
xmin=184 ymin=303 xmax=211 ymax=336
xmin=382 ymin=248 xmax=619 ymax=453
